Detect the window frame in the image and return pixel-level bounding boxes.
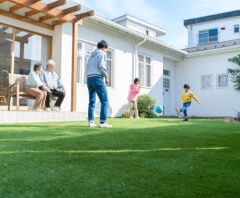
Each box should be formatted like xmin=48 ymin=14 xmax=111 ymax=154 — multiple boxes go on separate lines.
xmin=217 ymin=74 xmax=229 ymax=88
xmin=198 ymin=28 xmax=218 ymax=44
xmin=0 ymin=21 xmax=52 ymax=76
xmin=200 ymin=75 xmax=213 ymax=90
xmin=138 ymin=53 xmax=152 ymax=88
xmin=77 ymin=39 xmax=114 ymax=88
xmin=234 ymin=24 xmax=240 ymax=33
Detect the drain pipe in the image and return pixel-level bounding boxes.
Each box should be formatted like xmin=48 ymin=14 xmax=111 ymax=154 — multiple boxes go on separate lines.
xmin=134 ymin=37 xmax=147 ymax=79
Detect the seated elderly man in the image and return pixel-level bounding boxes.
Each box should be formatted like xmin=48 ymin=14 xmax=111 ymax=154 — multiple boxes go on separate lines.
xmin=40 ymin=60 xmax=65 ymax=112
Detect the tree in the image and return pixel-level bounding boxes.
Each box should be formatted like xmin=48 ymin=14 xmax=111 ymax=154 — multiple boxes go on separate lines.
xmin=228 ymin=54 xmax=240 ymax=91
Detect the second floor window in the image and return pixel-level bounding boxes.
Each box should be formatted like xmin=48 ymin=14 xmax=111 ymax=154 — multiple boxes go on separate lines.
xmin=234 ymin=25 xmax=239 ymax=33
xmin=199 ymin=29 xmax=218 ymax=44
xmin=138 ymin=54 xmax=151 ymax=87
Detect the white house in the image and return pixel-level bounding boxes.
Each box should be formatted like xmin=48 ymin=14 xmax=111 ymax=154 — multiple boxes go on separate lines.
xmin=0 ymin=1 xmax=239 ymax=121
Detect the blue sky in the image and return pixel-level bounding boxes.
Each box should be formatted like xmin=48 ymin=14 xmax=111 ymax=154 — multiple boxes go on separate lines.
xmin=76 ymin=0 xmax=240 ymax=49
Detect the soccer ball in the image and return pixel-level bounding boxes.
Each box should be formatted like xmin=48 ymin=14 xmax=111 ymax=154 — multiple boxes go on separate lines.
xmin=155 ymin=105 xmax=163 ymax=114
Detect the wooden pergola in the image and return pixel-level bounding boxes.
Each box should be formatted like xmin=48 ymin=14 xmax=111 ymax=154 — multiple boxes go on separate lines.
xmin=0 ymin=0 xmax=94 ymax=30
xmin=0 ymin=0 xmax=95 ymax=111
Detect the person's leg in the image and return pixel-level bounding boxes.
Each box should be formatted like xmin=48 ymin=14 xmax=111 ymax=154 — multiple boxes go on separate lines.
xmin=133 ymin=101 xmax=139 ymax=118
xmin=26 ymin=86 xmax=44 ymax=110
xmin=182 ymin=102 xmax=191 ymax=120
xmin=45 ymin=90 xmax=53 ymax=108
xmin=95 ymin=78 xmax=109 ymax=123
xmin=128 ymin=100 xmax=133 ymax=117
xmin=52 ymin=89 xmax=65 ymax=107
xmin=87 ymin=77 xmax=97 ymax=122
xmin=40 ymin=90 xmax=47 ymax=109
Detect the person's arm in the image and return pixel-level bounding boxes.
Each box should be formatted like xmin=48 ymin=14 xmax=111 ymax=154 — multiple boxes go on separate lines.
xmin=97 ymin=53 xmax=108 ymax=80
xmin=39 ymin=71 xmax=50 ymax=92
xmin=192 ymin=93 xmax=200 ymax=104
xmin=136 ymin=86 xmax=141 ymax=94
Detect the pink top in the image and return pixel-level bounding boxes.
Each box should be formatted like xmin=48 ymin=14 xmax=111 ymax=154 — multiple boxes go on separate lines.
xmin=128 ymin=84 xmax=140 ymax=101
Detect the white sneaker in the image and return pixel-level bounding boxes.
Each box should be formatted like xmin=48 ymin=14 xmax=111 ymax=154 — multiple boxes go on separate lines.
xmin=88 ymin=122 xmax=96 ymax=128
xmin=52 ymin=107 xmax=61 ymax=112
xmin=45 ymin=108 xmax=51 ymax=112
xmin=136 ymin=116 xmax=140 ymax=119
xmin=130 ymin=116 xmax=133 ymax=119
xmin=99 ymin=123 xmax=112 ymax=128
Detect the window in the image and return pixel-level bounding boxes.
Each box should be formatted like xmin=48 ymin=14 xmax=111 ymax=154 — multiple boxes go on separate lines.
xmin=234 ymin=25 xmax=239 ymax=33
xmin=217 ymin=74 xmax=229 ymax=88
xmin=199 ymin=29 xmax=218 ymax=44
xmin=14 ymin=30 xmax=49 ymax=75
xmin=163 ymin=69 xmax=170 ymax=77
xmin=0 ymin=25 xmax=12 ymax=89
xmin=163 ymin=78 xmax=170 ymax=89
xmin=77 ymin=41 xmax=114 ymax=87
xmin=138 ymin=54 xmax=151 ymax=87
xmin=201 ymin=75 xmax=213 ymax=89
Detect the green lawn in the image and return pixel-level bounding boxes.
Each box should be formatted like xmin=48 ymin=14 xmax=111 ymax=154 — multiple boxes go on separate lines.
xmin=0 ymin=118 xmax=240 ymax=198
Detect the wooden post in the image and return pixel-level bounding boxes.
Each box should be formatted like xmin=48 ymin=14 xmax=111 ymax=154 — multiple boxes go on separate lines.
xmin=11 ymin=28 xmax=16 ymax=74
xmin=71 ymin=21 xmax=79 ymax=112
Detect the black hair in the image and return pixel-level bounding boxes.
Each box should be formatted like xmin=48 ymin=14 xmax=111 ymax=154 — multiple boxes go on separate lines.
xmin=33 ymin=63 xmax=43 ymax=71
xmin=184 ymin=84 xmax=190 ymax=89
xmin=134 ymin=78 xmax=140 ymax=84
xmin=97 ymin=40 xmax=108 ymax=49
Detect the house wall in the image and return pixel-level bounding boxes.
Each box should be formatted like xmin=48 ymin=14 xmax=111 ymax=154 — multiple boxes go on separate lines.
xmin=52 ymin=23 xmax=73 ymax=112
xmin=176 ymin=49 xmax=240 ymax=117
xmin=76 ymin=20 xmax=165 ymax=117
xmin=187 ymin=17 xmax=240 ymax=48
xmin=163 ymin=58 xmax=176 ymax=116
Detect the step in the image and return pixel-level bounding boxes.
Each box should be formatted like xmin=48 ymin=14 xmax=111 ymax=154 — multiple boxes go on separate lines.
xmin=0 ymin=111 xmax=87 ymax=124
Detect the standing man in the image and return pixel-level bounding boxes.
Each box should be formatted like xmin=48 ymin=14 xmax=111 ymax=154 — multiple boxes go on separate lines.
xmin=40 ymin=60 xmax=65 ymax=112
xmin=86 ymin=40 xmax=112 ymax=128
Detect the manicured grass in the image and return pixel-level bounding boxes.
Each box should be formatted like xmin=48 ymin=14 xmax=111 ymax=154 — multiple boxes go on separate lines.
xmin=0 ymin=118 xmax=239 ymax=198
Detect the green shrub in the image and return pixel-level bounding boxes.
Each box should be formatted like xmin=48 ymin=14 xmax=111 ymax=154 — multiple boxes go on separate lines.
xmin=137 ymin=94 xmax=157 ymax=118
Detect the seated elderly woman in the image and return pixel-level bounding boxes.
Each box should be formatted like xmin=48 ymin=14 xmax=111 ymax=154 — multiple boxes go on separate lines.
xmin=26 ymin=63 xmax=47 ymax=111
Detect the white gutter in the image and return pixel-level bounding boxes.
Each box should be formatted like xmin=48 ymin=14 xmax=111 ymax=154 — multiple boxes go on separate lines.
xmin=134 ymin=38 xmax=147 ymax=79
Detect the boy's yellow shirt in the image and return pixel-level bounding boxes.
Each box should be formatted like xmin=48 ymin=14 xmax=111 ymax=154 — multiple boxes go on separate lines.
xmin=182 ymin=91 xmax=200 ymax=104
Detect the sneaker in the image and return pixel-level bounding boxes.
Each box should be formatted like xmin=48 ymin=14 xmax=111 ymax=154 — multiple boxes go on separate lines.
xmin=176 ymin=108 xmax=180 ymax=115
xmin=45 ymin=108 xmax=51 ymax=112
xmin=52 ymin=107 xmax=61 ymax=112
xmin=136 ymin=116 xmax=140 ymax=119
xmin=130 ymin=116 xmax=133 ymax=119
xmin=99 ymin=123 xmax=112 ymax=128
xmin=183 ymin=118 xmax=189 ymax=121
xmin=88 ymin=122 xmax=96 ymax=128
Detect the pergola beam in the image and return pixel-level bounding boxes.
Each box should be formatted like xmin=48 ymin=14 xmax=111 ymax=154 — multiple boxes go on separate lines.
xmin=8 ymin=0 xmax=77 ymax=22
xmin=10 ymin=0 xmax=41 ymax=13
xmin=53 ymin=10 xmax=94 ymax=26
xmin=0 ymin=0 xmax=7 ymax=4
xmin=25 ymin=0 xmax=66 ymax=17
xmin=0 ymin=9 xmax=54 ymax=30
xmin=39 ymin=5 xmax=81 ymax=22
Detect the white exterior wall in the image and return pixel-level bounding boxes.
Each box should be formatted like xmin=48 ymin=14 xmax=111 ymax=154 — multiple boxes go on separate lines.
xmin=187 ymin=17 xmax=240 ymax=48
xmin=52 ymin=23 xmax=73 ymax=112
xmin=176 ymin=49 xmax=240 ymax=117
xmin=76 ymin=20 xmax=165 ymax=117
xmin=126 ymin=20 xmax=156 ymax=37
xmin=163 ymin=58 xmax=176 ymax=116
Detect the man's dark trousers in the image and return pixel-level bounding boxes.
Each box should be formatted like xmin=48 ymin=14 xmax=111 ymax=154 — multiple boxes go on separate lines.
xmin=46 ymin=89 xmax=65 ymax=108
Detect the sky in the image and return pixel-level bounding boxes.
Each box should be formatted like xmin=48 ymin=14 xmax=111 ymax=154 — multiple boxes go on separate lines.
xmin=75 ymin=0 xmax=240 ymax=49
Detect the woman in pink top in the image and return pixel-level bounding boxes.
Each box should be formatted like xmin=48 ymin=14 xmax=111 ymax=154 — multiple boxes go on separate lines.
xmin=128 ymin=78 xmax=141 ymax=119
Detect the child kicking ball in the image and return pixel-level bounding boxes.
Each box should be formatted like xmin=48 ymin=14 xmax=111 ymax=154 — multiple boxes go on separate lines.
xmin=176 ymin=84 xmax=200 ymax=121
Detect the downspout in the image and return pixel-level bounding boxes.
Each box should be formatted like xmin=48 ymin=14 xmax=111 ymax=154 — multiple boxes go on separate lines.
xmin=134 ymin=37 xmax=147 ymax=79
